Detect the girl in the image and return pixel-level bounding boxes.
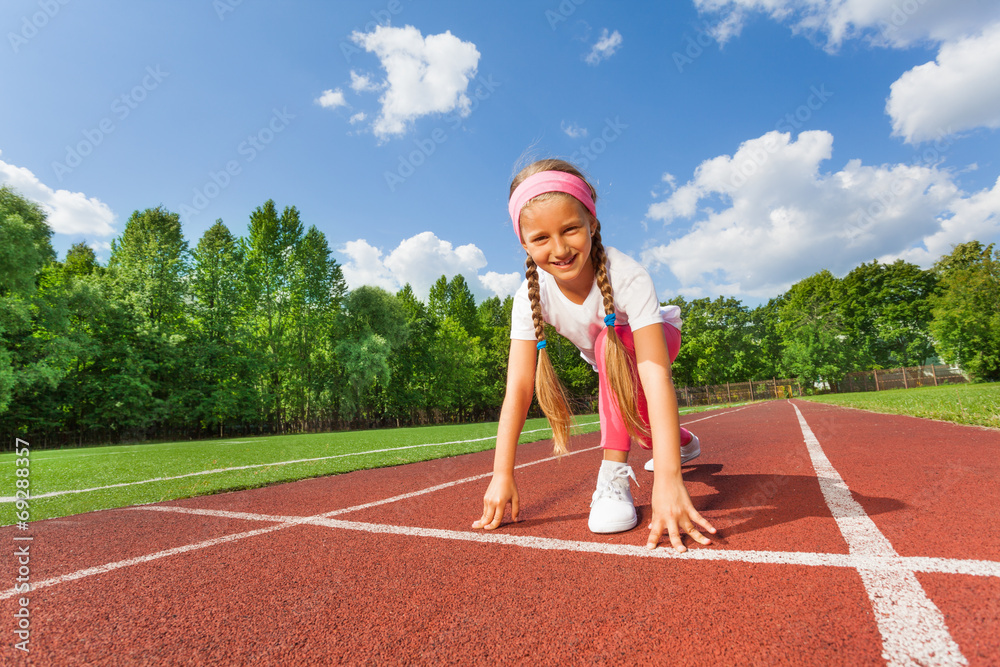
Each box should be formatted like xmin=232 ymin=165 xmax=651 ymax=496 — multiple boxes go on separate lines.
xmin=471 ymin=159 xmax=717 ymax=553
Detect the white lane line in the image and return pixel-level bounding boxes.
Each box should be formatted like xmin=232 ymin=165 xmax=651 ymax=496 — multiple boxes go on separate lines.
xmin=0 ymin=520 xmax=302 ymax=601
xmin=130 ymin=505 xmax=1000 ymax=578
xmin=680 ymin=404 xmax=752 ymax=426
xmin=0 ymin=444 xmax=604 ymax=600
xmin=0 ymin=423 xmax=599 ymax=503
xmin=12 ymin=499 xmax=995 ymax=605
xmin=792 ymin=403 xmax=968 ymax=667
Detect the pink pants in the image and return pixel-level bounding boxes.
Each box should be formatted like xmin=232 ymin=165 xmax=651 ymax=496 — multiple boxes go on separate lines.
xmin=594 ymin=322 xmax=692 ymax=451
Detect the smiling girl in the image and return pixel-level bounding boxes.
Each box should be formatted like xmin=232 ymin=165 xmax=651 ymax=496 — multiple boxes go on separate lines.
xmin=471 ymin=158 xmax=716 ymax=552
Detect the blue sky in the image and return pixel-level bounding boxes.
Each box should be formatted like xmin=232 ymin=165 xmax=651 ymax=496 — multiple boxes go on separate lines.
xmin=3 ymin=0 xmax=999 ymax=306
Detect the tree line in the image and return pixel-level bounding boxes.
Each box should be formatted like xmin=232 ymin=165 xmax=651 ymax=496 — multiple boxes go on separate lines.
xmin=1 ymin=185 xmax=997 ymax=446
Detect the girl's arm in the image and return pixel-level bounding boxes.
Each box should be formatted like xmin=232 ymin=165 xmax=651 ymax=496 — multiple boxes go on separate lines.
xmin=472 ymin=338 xmax=537 ymax=530
xmin=632 ymin=324 xmax=717 ymax=552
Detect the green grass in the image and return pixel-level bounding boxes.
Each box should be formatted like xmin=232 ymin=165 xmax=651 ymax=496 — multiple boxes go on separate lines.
xmin=1 ymin=402 xmax=746 ymax=525
xmin=802 ymin=382 xmax=1000 ymax=429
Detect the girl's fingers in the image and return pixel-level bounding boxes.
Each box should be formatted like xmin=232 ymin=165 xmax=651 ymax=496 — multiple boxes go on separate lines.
xmin=667 ymin=525 xmax=688 ymax=554
xmin=472 ymin=503 xmax=495 ymax=529
xmin=688 ymin=527 xmax=712 ymax=546
xmin=692 ymin=510 xmax=717 ymax=534
xmin=645 ymin=523 xmax=665 ymax=550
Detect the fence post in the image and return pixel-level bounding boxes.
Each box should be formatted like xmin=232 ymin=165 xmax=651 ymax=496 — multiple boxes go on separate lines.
xmin=903 ymin=367 xmax=908 ymax=389
xmin=726 ymin=382 xmax=732 ymax=403
xmin=931 ymin=364 xmax=939 ymax=386
xmin=749 ymin=381 xmax=755 ymax=401
xmin=874 ymin=369 xmax=880 ymax=391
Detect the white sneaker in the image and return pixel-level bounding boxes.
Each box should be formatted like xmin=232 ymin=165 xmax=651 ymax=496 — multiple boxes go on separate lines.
xmin=643 ymin=433 xmax=701 ymax=472
xmin=588 ymin=461 xmax=638 ymax=533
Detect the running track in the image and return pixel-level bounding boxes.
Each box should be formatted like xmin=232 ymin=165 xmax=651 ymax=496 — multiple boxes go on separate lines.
xmin=2 ymin=400 xmax=998 ymax=665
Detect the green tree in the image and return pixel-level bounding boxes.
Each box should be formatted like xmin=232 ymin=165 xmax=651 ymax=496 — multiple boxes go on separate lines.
xmin=285 ymin=225 xmax=347 ymax=428
xmin=778 ymin=270 xmax=851 ymax=387
xmin=336 ymin=286 xmax=409 ymax=422
xmin=107 ymin=207 xmax=189 ymax=331
xmin=0 ymin=186 xmax=69 ymax=417
xmin=428 ymin=274 xmax=479 ymax=337
xmin=392 ymin=284 xmax=437 ymax=421
xmin=929 ymin=241 xmax=1000 ymax=380
xmin=840 ymin=259 xmax=937 ymax=369
xmin=242 ymin=200 xmax=304 ymax=429
xmin=427 ymin=318 xmax=486 ymax=420
xmin=188 ymin=220 xmax=257 ymax=435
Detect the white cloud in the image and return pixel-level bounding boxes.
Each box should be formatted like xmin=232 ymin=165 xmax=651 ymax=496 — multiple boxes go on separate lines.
xmin=561 ymin=121 xmax=587 ymax=138
xmin=0 ymin=150 xmax=116 ymax=237
xmin=338 ymin=231 xmax=520 ymax=300
xmin=479 ymin=271 xmax=523 ymax=300
xmin=349 ymin=70 xmax=380 ymax=93
xmin=642 ymin=130 xmax=1000 ymax=298
xmin=349 ymin=112 xmax=367 ymax=125
xmin=693 ymin=0 xmax=1000 ymax=50
xmin=350 ymin=25 xmax=480 ymax=139
xmin=887 ymin=22 xmax=1000 ymax=143
xmin=585 ymin=29 xmax=623 ymax=65
xmin=315 ymin=88 xmax=348 ymax=110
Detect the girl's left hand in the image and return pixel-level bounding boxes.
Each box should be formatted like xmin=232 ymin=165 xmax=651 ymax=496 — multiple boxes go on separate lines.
xmin=646 ymin=477 xmax=716 ymax=552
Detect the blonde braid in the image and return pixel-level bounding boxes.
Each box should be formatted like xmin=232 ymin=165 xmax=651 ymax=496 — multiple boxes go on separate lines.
xmin=526 ymin=255 xmax=573 ymax=455
xmin=591 ymin=224 xmax=648 ymax=441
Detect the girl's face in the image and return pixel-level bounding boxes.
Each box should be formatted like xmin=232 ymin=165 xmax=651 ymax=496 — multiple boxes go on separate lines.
xmin=518 ymin=195 xmax=597 ymax=300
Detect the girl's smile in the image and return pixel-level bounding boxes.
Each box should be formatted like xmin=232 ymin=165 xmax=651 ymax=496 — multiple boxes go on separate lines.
xmin=518 ymin=196 xmax=596 ymax=303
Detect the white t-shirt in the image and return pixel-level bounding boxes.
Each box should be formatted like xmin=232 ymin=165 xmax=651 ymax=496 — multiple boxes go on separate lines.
xmin=510 ymin=246 xmax=682 ymax=369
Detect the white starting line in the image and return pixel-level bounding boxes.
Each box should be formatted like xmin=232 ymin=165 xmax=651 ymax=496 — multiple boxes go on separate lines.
xmin=2 ymin=403 xmax=991 ymax=666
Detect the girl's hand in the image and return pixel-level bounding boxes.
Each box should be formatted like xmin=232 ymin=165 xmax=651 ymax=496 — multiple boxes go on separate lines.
xmin=472 ymin=473 xmax=519 ymax=530
xmin=646 ymin=475 xmax=716 ymax=552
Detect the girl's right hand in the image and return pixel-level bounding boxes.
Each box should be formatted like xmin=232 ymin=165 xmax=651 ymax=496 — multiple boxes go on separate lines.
xmin=472 ymin=473 xmax=519 ymax=530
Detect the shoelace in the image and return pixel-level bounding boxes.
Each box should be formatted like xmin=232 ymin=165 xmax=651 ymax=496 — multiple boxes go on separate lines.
xmin=590 ymin=465 xmax=638 ymax=507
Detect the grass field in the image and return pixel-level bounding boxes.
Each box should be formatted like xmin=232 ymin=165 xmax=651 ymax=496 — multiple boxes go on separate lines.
xmin=802 ymin=382 xmax=1000 ymax=430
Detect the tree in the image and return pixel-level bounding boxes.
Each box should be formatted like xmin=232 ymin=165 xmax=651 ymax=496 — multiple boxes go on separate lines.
xmin=0 ymin=186 xmax=68 ymax=416
xmin=107 ymin=206 xmax=189 ymax=331
xmin=64 ymin=242 xmax=100 ymax=278
xmin=778 ymin=270 xmax=851 ymax=387
xmin=427 ymin=318 xmax=486 ymax=420
xmin=335 ymin=286 xmax=409 ymax=422
xmin=285 ymin=225 xmax=346 ymax=428
xmin=428 ymin=274 xmax=479 ymax=337
xmin=242 ymin=200 xmax=304 ymax=429
xmin=187 ymin=220 xmax=256 ymax=435
xmin=929 ymin=241 xmax=1000 ymax=380
xmin=840 ymin=259 xmax=937 ymax=369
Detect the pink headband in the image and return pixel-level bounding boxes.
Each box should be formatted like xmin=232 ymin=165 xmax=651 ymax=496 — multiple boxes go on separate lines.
xmin=508 ymin=170 xmax=596 ymax=238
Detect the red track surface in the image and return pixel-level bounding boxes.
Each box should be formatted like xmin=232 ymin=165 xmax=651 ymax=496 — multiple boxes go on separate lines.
xmin=2 ymin=400 xmax=998 ymax=665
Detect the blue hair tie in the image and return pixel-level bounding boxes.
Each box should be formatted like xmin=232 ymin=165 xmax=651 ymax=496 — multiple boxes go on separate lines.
xmin=536 ymin=340 xmax=547 ymax=350
xmin=604 ymin=312 xmax=616 ymax=327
